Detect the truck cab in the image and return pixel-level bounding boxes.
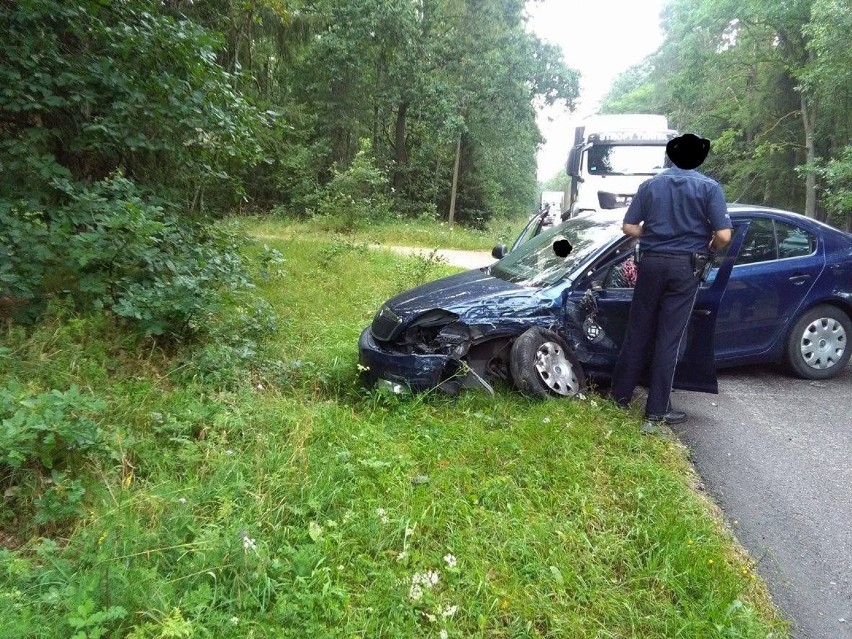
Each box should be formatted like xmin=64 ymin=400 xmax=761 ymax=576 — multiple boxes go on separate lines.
xmin=564 ymin=114 xmax=677 ymax=219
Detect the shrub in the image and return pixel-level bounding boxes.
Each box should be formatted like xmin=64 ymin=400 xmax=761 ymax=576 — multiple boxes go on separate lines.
xmin=0 ymin=383 xmax=108 ymax=528
xmin=1 ymin=176 xmax=269 ymax=342
xmin=312 ymin=142 xmax=393 ymax=230
xmin=0 ymin=383 xmax=106 ymax=471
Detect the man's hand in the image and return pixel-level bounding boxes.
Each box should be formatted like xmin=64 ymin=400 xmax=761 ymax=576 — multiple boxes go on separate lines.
xmin=623 ymin=222 xmax=642 ymax=238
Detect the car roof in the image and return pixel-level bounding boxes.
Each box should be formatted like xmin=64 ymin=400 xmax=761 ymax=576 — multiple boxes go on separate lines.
xmin=728 ymin=204 xmax=852 ymax=237
xmin=572 ymin=205 xmax=847 ymax=239
xmin=728 ymin=204 xmax=803 ymax=218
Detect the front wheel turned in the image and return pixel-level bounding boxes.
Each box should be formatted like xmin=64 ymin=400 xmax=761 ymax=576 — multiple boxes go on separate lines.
xmin=509 ymin=327 xmax=586 ymax=398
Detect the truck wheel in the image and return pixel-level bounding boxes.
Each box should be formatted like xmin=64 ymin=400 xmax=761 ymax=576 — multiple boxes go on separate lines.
xmin=510 ymin=327 xmax=586 ymax=398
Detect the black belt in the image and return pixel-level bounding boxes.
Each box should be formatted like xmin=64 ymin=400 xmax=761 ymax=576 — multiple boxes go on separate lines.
xmin=642 ymin=251 xmax=692 ymax=259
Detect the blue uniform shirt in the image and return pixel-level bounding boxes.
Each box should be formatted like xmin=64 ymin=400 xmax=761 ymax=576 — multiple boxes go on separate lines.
xmin=624 ymin=167 xmax=731 ymax=254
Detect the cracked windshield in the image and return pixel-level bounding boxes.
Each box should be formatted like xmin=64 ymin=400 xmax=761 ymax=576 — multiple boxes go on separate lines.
xmin=491 ymin=218 xmax=617 ymax=287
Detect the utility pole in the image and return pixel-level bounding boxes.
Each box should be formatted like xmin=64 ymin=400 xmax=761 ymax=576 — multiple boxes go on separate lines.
xmin=448 ymin=136 xmax=461 ymax=228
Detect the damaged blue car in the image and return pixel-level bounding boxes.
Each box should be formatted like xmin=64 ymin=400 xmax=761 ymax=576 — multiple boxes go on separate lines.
xmin=359 ymin=207 xmax=852 ymax=397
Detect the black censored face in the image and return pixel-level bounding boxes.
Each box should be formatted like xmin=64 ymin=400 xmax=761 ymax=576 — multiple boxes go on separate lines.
xmin=552 ymin=239 xmax=573 ymax=258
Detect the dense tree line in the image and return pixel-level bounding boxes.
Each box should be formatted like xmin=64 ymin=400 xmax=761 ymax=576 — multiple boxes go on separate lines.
xmin=601 ymin=0 xmax=851 ymax=230
xmin=0 ymin=0 xmax=579 ymax=332
xmin=1 ymin=0 xmax=579 ymax=222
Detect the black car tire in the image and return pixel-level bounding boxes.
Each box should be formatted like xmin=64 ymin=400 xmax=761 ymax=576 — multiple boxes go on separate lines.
xmin=509 ymin=327 xmax=586 ymax=398
xmin=785 ymin=305 xmax=852 ymax=379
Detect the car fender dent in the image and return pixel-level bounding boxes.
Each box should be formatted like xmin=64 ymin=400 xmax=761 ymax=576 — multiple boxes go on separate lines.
xmin=459 ymin=293 xmax=560 ymax=322
xmin=832 ymin=290 xmax=852 ymax=305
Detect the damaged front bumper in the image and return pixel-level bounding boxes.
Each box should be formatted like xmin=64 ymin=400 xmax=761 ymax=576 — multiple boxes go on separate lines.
xmin=358 ymin=327 xmax=453 ymax=392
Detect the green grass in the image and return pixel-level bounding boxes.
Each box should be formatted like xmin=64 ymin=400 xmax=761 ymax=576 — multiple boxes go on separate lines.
xmin=0 ymin=218 xmax=787 ymax=638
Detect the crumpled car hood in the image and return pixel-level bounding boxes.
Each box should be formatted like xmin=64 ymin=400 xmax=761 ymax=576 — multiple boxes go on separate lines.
xmin=382 ymin=269 xmax=524 ymax=320
xmin=372 ymin=268 xmax=558 ymax=343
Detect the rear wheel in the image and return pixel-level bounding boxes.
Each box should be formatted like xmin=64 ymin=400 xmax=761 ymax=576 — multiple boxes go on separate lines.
xmin=509 ymin=327 xmax=586 ymax=398
xmin=785 ymin=305 xmax=851 ymax=379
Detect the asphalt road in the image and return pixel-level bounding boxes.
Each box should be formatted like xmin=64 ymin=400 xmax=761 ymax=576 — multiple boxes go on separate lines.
xmin=671 ymin=364 xmax=852 ymax=639
xmin=398 ymin=246 xmax=851 ymax=637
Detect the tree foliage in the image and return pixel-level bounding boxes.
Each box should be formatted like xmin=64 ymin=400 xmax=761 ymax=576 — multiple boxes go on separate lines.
xmin=1 ymin=0 xmax=579 ymax=330
xmin=601 ymin=0 xmax=852 ymax=230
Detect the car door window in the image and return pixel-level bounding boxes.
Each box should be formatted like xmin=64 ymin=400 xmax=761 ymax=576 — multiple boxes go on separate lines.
xmin=777 ymin=222 xmax=816 ymax=259
xmin=510 ymin=214 xmax=545 ymax=251
xmin=736 ymin=217 xmax=777 ymax=265
xmin=699 ymin=224 xmax=742 ymax=288
xmin=601 ymin=252 xmax=638 ymax=289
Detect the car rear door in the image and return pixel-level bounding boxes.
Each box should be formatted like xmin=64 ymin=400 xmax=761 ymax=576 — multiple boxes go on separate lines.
xmin=713 ymin=214 xmax=824 ymax=363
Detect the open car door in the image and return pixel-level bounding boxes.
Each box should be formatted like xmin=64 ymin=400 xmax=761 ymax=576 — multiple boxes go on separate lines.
xmin=672 ymin=219 xmax=747 ymax=392
xmin=561 ymin=220 xmax=747 ymax=393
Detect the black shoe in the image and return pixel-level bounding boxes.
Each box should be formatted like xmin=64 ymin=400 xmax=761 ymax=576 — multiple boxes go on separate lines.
xmin=644 ymin=410 xmax=687 ymax=425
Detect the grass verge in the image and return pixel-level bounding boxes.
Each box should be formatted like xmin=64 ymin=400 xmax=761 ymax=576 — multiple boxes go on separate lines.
xmin=244 ymin=215 xmax=526 ymax=252
xmin=0 ymin=218 xmax=787 ymax=638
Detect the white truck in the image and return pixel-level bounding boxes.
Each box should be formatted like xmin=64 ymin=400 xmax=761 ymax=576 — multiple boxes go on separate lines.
xmin=563 ymin=114 xmax=677 ymax=219
xmin=540 ymin=190 xmax=564 ymax=213
xmin=538 ymin=190 xmax=564 ymax=229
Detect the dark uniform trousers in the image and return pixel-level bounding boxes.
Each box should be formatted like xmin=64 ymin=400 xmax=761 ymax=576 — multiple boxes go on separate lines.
xmin=611 ymin=253 xmax=701 ymax=415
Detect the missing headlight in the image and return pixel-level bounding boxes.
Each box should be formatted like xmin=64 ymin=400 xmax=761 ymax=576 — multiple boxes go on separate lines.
xmin=409 ymin=309 xmax=460 ymax=328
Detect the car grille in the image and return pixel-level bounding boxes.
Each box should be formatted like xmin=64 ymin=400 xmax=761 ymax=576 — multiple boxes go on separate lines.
xmin=371 ymin=305 xmax=404 ymax=341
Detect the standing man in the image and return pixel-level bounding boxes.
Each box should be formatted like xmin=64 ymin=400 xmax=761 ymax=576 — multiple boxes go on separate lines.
xmin=610 ymin=133 xmax=732 ymax=424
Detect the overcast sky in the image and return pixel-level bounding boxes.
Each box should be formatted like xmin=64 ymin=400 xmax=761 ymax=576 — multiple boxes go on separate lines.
xmin=526 ymin=0 xmax=668 ymax=180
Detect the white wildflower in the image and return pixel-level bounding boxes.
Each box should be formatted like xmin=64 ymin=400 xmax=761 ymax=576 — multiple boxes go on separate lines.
xmin=443 ymin=553 xmax=457 ymax=568
xmin=240 ymin=531 xmax=257 ymax=553
xmin=230 ymin=616 xmax=239 ymax=625
xmin=440 ymin=630 xmax=448 ymax=639
xmin=376 ymin=507 xmax=389 ymax=524
xmin=441 ymin=604 xmax=458 ymax=618
xmin=177 ymin=497 xmax=187 ymax=504
xmin=397 ymin=551 xmax=408 ymax=561
xmin=408 ymin=569 xmax=440 ymax=600
xmin=405 ymin=526 xmax=415 ymax=538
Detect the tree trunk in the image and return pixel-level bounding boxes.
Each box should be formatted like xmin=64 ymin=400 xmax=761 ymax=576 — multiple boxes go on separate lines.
xmin=393 ymin=100 xmax=410 ymax=192
xmin=448 ymin=136 xmax=461 ymax=227
xmin=800 ymin=92 xmax=817 ymax=219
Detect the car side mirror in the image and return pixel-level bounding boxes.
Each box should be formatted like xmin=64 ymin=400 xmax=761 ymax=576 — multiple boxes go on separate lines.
xmin=491 ymin=244 xmax=507 ymax=260
xmin=579 ymin=288 xmax=599 ymax=315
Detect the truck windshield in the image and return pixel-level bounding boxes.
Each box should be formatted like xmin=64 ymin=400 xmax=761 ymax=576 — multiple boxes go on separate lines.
xmin=587 ymin=144 xmax=668 ymax=176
